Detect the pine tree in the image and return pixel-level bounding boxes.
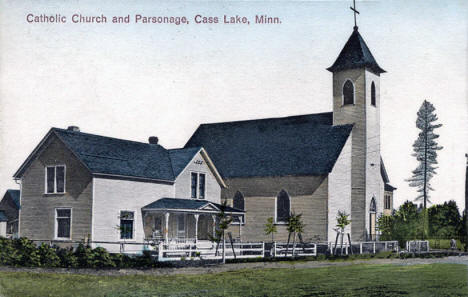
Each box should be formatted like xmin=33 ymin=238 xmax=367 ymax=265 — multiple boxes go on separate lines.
xmin=407 ymin=100 xmax=443 ymax=209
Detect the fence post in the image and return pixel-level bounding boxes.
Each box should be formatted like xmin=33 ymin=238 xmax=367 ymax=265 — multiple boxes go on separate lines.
xmin=273 ymin=242 xmax=276 ymax=258
xmin=158 ymin=242 xmax=163 ymax=261
xmin=360 ymin=242 xmax=363 ymax=254
xmin=373 ymin=242 xmax=376 ymax=254
xmin=384 ymin=241 xmax=387 ymax=251
xmin=262 ymin=242 xmax=265 ymax=258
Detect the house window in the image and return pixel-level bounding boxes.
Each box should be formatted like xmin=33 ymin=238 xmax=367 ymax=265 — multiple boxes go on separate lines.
xmin=55 ymin=208 xmax=71 ymax=239
xmin=120 ymin=211 xmax=134 ymax=240
xmin=371 ymin=82 xmax=376 ymax=106
xmin=276 ymin=190 xmax=290 ymax=223
xmin=46 ymin=165 xmax=66 ymax=194
xmin=233 ymin=191 xmax=245 ymax=224
xmin=384 ymin=195 xmax=391 ymax=210
xmin=343 ymin=80 xmax=354 ymax=105
xmin=191 ymin=172 xmax=206 ymax=199
xmin=199 ymin=174 xmax=205 ymax=199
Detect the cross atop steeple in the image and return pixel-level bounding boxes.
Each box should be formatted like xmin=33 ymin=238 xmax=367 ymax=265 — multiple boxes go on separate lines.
xmin=350 ymin=0 xmax=360 ymax=30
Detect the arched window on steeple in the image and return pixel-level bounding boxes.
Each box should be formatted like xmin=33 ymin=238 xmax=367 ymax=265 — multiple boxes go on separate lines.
xmin=343 ymin=80 xmax=354 ymax=105
xmin=276 ymin=190 xmax=290 ymax=223
xmin=371 ymin=82 xmax=376 ymax=106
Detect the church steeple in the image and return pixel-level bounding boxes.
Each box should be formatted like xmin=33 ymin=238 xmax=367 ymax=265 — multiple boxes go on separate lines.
xmin=327 ymin=28 xmax=385 ymax=75
xmin=328 ymin=2 xmax=385 ymax=242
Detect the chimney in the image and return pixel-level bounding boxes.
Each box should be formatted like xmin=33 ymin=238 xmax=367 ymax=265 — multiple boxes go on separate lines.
xmin=148 ymin=136 xmax=159 ymax=145
xmin=67 ymin=126 xmax=80 ymax=132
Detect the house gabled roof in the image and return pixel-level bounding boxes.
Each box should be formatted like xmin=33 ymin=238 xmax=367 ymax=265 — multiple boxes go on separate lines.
xmin=168 ymin=147 xmax=201 ymax=177
xmin=381 ymin=158 xmax=396 ymax=192
xmin=142 ymin=198 xmax=243 ymax=214
xmin=184 ymin=112 xmax=353 ymax=178
xmin=5 ymin=190 xmax=20 ymax=209
xmin=327 ymin=27 xmax=385 ymax=75
xmin=13 ymin=128 xmax=225 ymax=186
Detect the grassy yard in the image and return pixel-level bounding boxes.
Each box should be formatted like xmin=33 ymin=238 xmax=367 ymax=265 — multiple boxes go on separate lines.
xmin=428 ymin=238 xmax=465 ymax=250
xmin=0 ymin=264 xmax=467 ymax=297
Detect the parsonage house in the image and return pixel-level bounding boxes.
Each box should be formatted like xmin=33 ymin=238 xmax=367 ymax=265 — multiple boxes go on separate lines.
xmin=3 ymin=25 xmax=396 ymax=252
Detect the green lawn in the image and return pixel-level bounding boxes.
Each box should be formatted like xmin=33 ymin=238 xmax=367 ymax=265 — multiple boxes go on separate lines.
xmin=428 ymin=238 xmax=464 ymax=250
xmin=0 ymin=264 xmax=467 ymax=297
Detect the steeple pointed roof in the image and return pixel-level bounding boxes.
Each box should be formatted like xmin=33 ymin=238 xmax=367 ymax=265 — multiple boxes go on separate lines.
xmin=327 ymin=27 xmax=385 ymax=74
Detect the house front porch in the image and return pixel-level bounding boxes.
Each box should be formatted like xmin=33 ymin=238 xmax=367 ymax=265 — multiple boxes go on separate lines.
xmin=141 ymin=198 xmax=244 ymax=245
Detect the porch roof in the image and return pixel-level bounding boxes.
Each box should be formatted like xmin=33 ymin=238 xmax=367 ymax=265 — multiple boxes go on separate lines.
xmin=142 ymin=198 xmax=244 ymax=214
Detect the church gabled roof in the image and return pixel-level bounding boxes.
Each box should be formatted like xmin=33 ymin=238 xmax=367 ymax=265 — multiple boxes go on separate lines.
xmin=327 ymin=27 xmax=385 ymax=75
xmin=184 ymin=112 xmax=353 ymax=179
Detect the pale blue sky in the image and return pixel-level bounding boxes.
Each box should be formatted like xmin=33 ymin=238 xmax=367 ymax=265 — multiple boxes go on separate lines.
xmin=0 ymin=0 xmax=466 ymax=210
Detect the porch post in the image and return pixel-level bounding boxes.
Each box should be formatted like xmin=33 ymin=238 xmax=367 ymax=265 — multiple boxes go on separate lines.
xmin=165 ymin=212 xmax=170 ymax=243
xmin=211 ymin=214 xmax=217 ymax=238
xmin=194 ymin=214 xmax=199 ymax=243
xmin=239 ymin=215 xmax=243 ymax=241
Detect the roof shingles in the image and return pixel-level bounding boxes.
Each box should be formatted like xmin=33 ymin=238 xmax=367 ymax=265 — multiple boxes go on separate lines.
xmin=185 ymin=112 xmax=353 ymax=178
xmin=327 ymin=28 xmax=385 ymax=74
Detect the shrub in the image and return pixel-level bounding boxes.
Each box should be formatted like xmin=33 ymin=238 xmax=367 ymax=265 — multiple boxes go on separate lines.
xmin=74 ymin=243 xmax=95 ymax=268
xmin=38 ymin=244 xmax=61 ymax=267
xmin=110 ymin=253 xmax=133 ymax=268
xmin=134 ymin=251 xmax=155 ymax=268
xmin=13 ymin=238 xmax=40 ymax=267
xmin=92 ymin=247 xmax=116 ymax=268
xmin=56 ymin=247 xmax=78 ymax=268
xmin=0 ymin=237 xmax=19 ymax=266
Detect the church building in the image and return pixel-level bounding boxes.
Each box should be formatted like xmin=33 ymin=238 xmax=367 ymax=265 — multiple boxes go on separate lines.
xmin=185 ymin=25 xmax=395 ymax=242
xmin=10 ymin=22 xmax=395 ymax=250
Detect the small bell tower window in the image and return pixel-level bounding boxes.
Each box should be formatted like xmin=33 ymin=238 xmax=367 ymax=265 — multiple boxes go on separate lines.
xmin=371 ymin=82 xmax=376 ymax=106
xmin=343 ymin=80 xmax=354 ymax=105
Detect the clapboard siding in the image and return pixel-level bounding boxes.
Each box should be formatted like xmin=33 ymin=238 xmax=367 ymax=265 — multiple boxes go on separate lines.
xmin=224 ymin=175 xmax=328 ymax=242
xmin=19 ymin=134 xmax=93 ymax=241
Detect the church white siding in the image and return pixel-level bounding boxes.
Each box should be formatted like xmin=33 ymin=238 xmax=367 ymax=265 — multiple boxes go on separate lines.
xmin=92 ymin=177 xmax=174 ymax=252
xmin=328 ymin=133 xmax=352 ymax=241
xmin=174 ymin=151 xmax=221 ymax=204
xmin=365 ymin=70 xmax=383 ymax=236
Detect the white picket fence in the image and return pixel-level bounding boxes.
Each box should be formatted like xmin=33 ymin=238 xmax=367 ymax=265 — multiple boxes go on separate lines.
xmin=157 ymin=241 xmax=264 ymax=261
xmin=406 ymin=240 xmax=430 ymax=253
xmin=328 ymin=241 xmax=399 ymax=255
xmin=273 ymin=242 xmax=317 ymax=257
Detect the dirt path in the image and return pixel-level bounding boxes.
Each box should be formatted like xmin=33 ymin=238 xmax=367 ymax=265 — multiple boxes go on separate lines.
xmin=0 ymin=256 xmax=467 ymax=276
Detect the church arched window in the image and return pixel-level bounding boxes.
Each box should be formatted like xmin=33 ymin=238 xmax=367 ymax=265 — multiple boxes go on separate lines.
xmin=276 ymin=190 xmax=290 ymax=223
xmin=370 ymin=197 xmax=376 ymax=212
xmin=233 ymin=191 xmax=244 ymax=211
xmin=233 ymin=191 xmax=245 ymax=224
xmin=369 ymin=197 xmax=377 ymax=240
xmin=371 ymin=82 xmax=376 ymax=106
xmin=343 ymin=80 xmax=354 ymax=105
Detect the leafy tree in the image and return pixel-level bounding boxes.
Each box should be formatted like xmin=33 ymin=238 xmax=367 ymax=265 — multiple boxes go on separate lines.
xmin=334 ymin=211 xmax=351 ymax=255
xmin=285 ymin=212 xmax=305 ymax=256
xmin=264 ymin=217 xmax=277 ymax=243
xmin=406 ymin=100 xmax=443 ymax=209
xmin=377 ymin=201 xmax=425 ymax=247
xmin=428 ymin=200 xmax=461 ymax=238
xmin=209 ymin=201 xmax=233 ymax=264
